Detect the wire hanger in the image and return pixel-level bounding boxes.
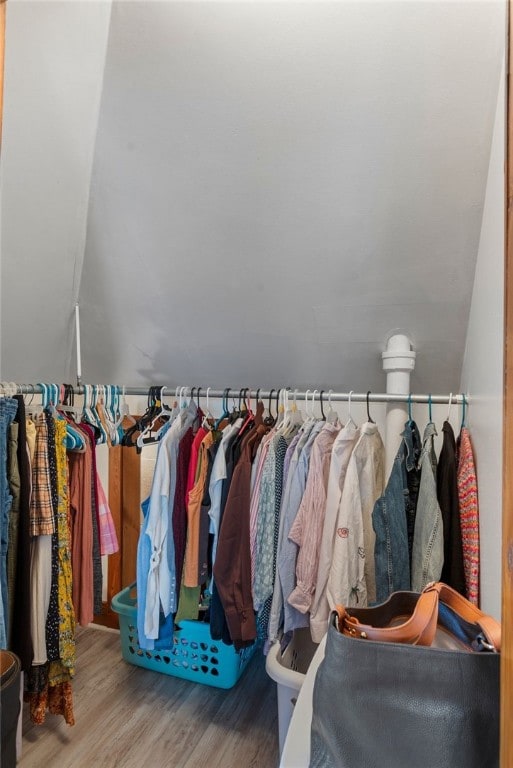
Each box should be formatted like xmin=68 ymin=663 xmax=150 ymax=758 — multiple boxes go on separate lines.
xmin=366 ymin=390 xmax=375 ymax=424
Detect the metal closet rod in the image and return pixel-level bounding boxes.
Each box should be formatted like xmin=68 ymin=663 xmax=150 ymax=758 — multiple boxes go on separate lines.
xmin=8 ymin=384 xmax=466 ymax=405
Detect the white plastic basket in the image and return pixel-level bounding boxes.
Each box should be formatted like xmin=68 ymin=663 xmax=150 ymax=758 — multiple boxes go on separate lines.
xmin=265 ymin=628 xmax=319 ymax=755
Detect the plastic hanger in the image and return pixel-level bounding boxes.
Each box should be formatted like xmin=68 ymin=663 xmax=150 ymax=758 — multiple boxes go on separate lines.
xmin=326 ymin=389 xmax=339 ymax=424
xmin=263 ymin=388 xmax=275 ymax=427
xmin=276 ymin=389 xmax=293 ymax=436
xmin=304 ymin=389 xmax=312 ymax=422
xmin=289 ymin=388 xmax=303 ymax=427
xmin=312 ymin=389 xmax=319 ymax=421
xmin=137 ymin=386 xmax=174 ymax=447
xmin=345 ymin=391 xmax=357 ymax=428
xmin=461 ymin=393 xmax=467 ymax=430
xmin=446 ymin=393 xmax=453 ymax=424
xmin=407 ymin=393 xmax=413 ymax=426
xmin=320 ymin=390 xmax=326 ymax=421
xmin=201 ymin=387 xmax=214 ymax=429
xmin=275 ymin=389 xmax=284 ymax=428
xmin=214 ymin=388 xmax=230 ymax=429
xmin=238 ymin=388 xmax=255 ymax=437
xmin=366 ymin=391 xmax=375 ymax=424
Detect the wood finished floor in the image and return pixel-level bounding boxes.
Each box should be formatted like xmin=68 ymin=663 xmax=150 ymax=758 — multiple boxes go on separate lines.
xmin=19 ymin=628 xmax=280 ymax=768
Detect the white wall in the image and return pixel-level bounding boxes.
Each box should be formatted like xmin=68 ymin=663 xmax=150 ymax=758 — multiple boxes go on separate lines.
xmin=0 ymin=0 xmax=112 ymax=382
xmin=460 ymin=62 xmax=505 ymax=621
xmin=76 ymin=0 xmax=504 ymax=393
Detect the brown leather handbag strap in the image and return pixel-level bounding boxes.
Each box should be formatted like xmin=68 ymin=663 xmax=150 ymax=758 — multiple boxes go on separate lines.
xmin=436 ymin=583 xmax=501 ymax=651
xmin=335 ymin=587 xmax=439 ymax=646
xmin=335 ymin=582 xmax=501 ymax=651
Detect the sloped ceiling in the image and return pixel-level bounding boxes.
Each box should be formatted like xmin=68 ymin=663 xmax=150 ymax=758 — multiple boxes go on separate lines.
xmin=1 ymin=0 xmax=506 ymax=394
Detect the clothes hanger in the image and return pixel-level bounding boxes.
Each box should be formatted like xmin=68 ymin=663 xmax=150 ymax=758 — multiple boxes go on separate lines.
xmin=326 ymin=389 xmax=339 ymax=424
xmin=214 ymin=388 xmax=229 ymax=429
xmin=92 ymin=384 xmax=108 ymax=444
xmin=263 ymin=388 xmax=275 ymax=427
xmin=137 ymin=386 xmax=174 ymax=447
xmin=290 ymin=388 xmax=304 ymax=427
xmin=347 ymin=389 xmax=358 ymax=429
xmin=122 ymin=386 xmax=159 ymax=448
xmin=320 ymin=390 xmax=326 ymax=421
xmin=407 ymin=393 xmax=413 ymax=426
xmin=275 ymin=388 xmax=284 ymax=427
xmin=59 ymin=385 xmax=86 ymax=451
xmin=460 ymin=393 xmax=467 ymax=430
xmin=304 ymin=389 xmax=312 ymax=422
xmin=114 ymin=385 xmax=136 ymax=435
xmin=312 ymin=389 xmax=319 ymax=421
xmin=276 ymin=389 xmax=291 ymax=436
xmin=446 ymin=392 xmax=453 ymax=424
xmin=366 ymin=390 xmax=375 ymax=424
xmin=238 ymin=388 xmax=255 ymax=436
xmin=201 ymin=387 xmax=214 ymax=429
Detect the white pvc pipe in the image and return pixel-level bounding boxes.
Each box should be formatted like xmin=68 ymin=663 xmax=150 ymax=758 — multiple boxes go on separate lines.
xmin=382 ymin=334 xmax=416 ymax=479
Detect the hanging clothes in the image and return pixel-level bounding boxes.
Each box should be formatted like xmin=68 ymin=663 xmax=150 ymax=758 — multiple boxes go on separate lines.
xmin=272 ymin=421 xmax=322 ymax=637
xmin=268 ymin=424 xmax=313 ymax=644
xmin=309 ymin=420 xmax=360 ymax=643
xmin=0 ymin=397 xmax=18 ymax=650
xmin=10 ymin=397 xmax=34 ymax=671
xmin=80 ymin=422 xmax=104 ymax=616
xmin=6 ymin=421 xmax=20 ymax=647
xmin=411 ymin=422 xmax=444 ymax=591
xmin=214 ymin=404 xmax=269 ymax=648
xmin=287 ymin=421 xmax=340 ymax=614
xmin=372 ymin=420 xmax=420 ymax=603
xmin=137 ymin=400 xmax=197 ymax=647
xmin=68 ymin=434 xmax=94 ymax=627
xmin=457 ymin=427 xmax=480 ymax=604
xmin=437 ymin=421 xmax=466 ymax=594
xmin=327 ymin=421 xmax=385 ymax=609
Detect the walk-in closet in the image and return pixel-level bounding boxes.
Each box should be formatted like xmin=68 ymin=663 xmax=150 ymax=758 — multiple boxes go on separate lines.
xmin=0 ymin=1 xmax=510 ymax=767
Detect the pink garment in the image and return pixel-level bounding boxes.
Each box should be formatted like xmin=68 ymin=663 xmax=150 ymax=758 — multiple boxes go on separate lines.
xmin=249 ymin=429 xmax=275 ymax=588
xmin=457 ymin=427 xmax=480 ymax=605
xmin=68 ymin=441 xmax=94 ymax=626
xmin=287 ymin=423 xmax=340 ymax=613
xmin=97 ymin=474 xmax=119 ymax=556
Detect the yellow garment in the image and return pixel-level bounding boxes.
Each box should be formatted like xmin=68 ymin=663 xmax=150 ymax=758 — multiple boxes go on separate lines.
xmin=49 ymin=418 xmax=76 ymax=680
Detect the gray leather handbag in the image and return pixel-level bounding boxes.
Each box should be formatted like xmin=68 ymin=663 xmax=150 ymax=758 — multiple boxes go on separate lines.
xmin=310 ymin=583 xmax=500 ymax=768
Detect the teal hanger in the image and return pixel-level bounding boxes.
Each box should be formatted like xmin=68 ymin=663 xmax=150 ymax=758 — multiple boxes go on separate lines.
xmin=461 ymin=393 xmax=467 ymax=429
xmin=428 ymin=394 xmax=432 ymax=424
xmin=407 ymin=393 xmax=413 ymax=424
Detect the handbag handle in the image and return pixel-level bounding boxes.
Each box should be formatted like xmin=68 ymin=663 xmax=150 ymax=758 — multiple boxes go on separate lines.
xmin=335 ymin=582 xmax=501 ymax=651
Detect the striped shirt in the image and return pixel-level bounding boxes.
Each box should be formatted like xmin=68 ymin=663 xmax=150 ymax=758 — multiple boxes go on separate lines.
xmin=29 ymin=415 xmax=55 ymax=536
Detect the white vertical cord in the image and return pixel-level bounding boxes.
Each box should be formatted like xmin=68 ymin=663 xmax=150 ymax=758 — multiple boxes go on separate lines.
xmin=75 ymin=303 xmax=82 ymax=387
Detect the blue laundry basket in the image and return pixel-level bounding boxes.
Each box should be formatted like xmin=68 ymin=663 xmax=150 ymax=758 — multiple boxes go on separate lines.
xmin=112 ymin=583 xmax=256 ymax=689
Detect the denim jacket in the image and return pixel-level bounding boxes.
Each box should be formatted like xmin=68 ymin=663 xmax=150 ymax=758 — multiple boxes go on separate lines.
xmin=411 ymin=422 xmax=444 ymax=591
xmin=372 ymin=421 xmax=421 ymax=603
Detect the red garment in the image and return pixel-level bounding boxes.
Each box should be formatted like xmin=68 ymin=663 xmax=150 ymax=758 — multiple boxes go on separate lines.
xmin=186 ymin=426 xmax=208 ymax=499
